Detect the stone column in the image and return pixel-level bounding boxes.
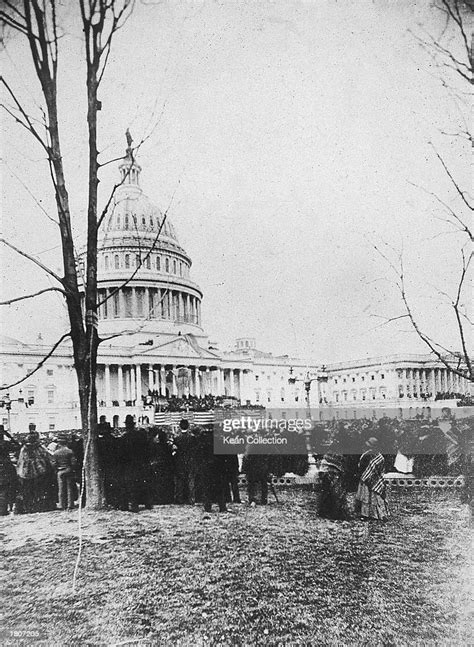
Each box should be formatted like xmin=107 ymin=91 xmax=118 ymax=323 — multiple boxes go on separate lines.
xmin=136 ymin=364 xmax=142 ymax=405
xmin=148 ymin=365 xmax=154 ymax=392
xmin=195 ymin=367 xmax=200 ymax=397
xmin=105 ymin=364 xmax=111 ymax=406
xmin=205 ymin=367 xmax=211 ymax=395
xmin=217 ymin=367 xmax=223 ymax=395
xmin=117 ymin=289 xmax=124 ymax=318
xmin=160 ymin=366 xmax=166 ymax=396
xmin=229 ymin=368 xmax=235 ymax=397
xmin=118 ymin=365 xmax=124 ymax=405
xmin=129 ymin=366 xmax=136 ymax=403
xmin=132 ymin=287 xmax=137 ymax=319
xmin=171 ymin=367 xmax=177 ymax=396
xmin=235 ymin=369 xmax=241 ymax=401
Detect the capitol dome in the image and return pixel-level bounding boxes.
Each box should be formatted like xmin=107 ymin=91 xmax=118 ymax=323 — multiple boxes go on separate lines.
xmin=79 ymin=148 xmax=205 ymax=344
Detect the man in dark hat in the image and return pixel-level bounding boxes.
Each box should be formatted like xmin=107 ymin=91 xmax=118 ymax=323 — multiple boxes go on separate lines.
xmin=122 ymin=416 xmax=154 ymax=512
xmin=174 ymin=419 xmax=200 ymax=504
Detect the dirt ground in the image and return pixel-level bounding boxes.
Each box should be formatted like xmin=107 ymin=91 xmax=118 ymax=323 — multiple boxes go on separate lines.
xmin=1 ymin=488 xmax=472 ymax=646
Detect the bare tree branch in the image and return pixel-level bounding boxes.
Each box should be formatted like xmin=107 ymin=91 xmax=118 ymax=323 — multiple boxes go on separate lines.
xmin=0 ymin=332 xmax=71 ymax=390
xmin=431 ymin=144 xmax=474 ymax=211
xmin=0 ymin=237 xmax=64 ymax=285
xmin=0 ymin=286 xmax=65 ymax=306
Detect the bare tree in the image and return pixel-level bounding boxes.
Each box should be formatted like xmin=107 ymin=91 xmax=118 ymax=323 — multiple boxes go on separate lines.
xmin=375 ymin=0 xmax=473 ymax=385
xmin=0 ymin=0 xmax=134 ymax=509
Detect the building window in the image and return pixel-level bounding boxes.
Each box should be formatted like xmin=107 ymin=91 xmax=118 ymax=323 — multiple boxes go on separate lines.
xmin=179 ymin=263 xmax=183 ymax=277
xmin=104 ymin=256 xmax=109 ymax=270
xmin=165 ymin=258 xmax=169 ymax=273
xmin=255 ymin=375 xmax=259 ymax=381
xmin=142 ymin=217 xmax=146 ymax=227
xmin=361 ymin=376 xmax=365 ymax=382
xmin=156 ymin=256 xmax=161 ymax=271
xmin=136 ymin=253 xmax=141 ymax=267
xmin=381 ymin=374 xmax=385 ymax=379
xmin=48 ymin=419 xmax=55 ymax=431
xmin=352 ymin=377 xmax=355 ymax=382
xmin=47 ymin=390 xmax=54 ymax=404
xmin=146 ymin=256 xmax=151 ymax=269
xmin=256 ymin=391 xmax=260 ymax=403
xmin=117 ymin=216 xmax=120 ymax=228
xmin=334 ymin=379 xmax=338 ymax=385
xmin=124 ymin=215 xmax=129 ymax=230
xmin=173 ymin=260 xmax=177 ymax=274
xmin=371 ymin=375 xmax=375 ymax=381
xmin=114 ymin=255 xmax=120 ymax=269
xmin=280 ymin=388 xmax=285 ymax=402
xmin=46 ymin=369 xmax=54 ymax=376
xmin=125 ymin=254 xmax=130 ymax=269
xmin=150 ymin=216 xmax=154 ymax=228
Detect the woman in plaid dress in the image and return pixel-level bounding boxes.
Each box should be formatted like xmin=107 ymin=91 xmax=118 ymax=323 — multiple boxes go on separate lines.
xmin=355 ymin=437 xmax=389 ymax=521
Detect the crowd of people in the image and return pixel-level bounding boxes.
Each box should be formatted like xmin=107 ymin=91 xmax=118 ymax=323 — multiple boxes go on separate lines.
xmin=0 ymin=412 xmax=471 ymax=520
xmin=142 ymin=393 xmax=264 ymax=412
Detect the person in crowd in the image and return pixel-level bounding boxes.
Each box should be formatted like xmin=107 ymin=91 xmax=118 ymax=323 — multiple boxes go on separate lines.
xmin=242 ymin=452 xmax=271 ymax=506
xmin=223 ymin=454 xmax=241 ymax=504
xmin=355 ymin=437 xmax=389 ymax=521
xmin=51 ymin=435 xmax=77 ymax=510
xmin=150 ymin=428 xmax=175 ymax=504
xmin=0 ymin=439 xmax=18 ymax=516
xmin=174 ymin=419 xmax=200 ymax=504
xmin=97 ymin=419 xmax=126 ymax=510
xmin=121 ymin=415 xmax=154 ymax=512
xmin=196 ymin=425 xmax=228 ymax=513
xmin=16 ymin=427 xmax=56 ymax=513
xmin=317 ymin=452 xmax=349 ymax=520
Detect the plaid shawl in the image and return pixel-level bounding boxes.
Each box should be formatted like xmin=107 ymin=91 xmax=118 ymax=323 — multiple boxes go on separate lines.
xmin=359 ymin=450 xmax=386 ymax=496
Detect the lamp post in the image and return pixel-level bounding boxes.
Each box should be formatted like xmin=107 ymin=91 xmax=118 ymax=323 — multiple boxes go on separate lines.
xmin=288 ymin=368 xmax=324 ymax=418
xmin=0 ymin=390 xmax=33 ymax=434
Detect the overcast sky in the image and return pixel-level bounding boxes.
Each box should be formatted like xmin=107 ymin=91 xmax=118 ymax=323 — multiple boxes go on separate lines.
xmin=1 ymin=0 xmax=470 ymax=363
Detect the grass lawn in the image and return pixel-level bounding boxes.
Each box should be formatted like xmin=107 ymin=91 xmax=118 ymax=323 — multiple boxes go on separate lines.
xmin=1 ymin=488 xmax=472 ymax=646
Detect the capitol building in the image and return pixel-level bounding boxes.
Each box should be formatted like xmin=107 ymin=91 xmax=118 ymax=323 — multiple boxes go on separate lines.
xmin=0 ymin=152 xmax=471 ymax=433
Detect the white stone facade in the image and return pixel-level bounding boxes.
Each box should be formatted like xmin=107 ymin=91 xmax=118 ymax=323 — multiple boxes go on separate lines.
xmin=1 ymin=154 xmax=471 ymax=433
